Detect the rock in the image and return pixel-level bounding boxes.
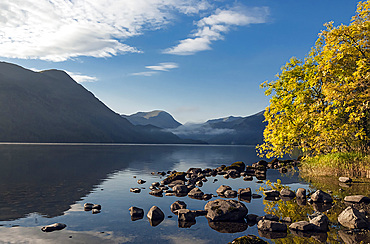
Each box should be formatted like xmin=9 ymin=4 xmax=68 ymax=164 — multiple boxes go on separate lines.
xmin=92 ymin=209 xmax=101 ymax=214
xmin=147 ymin=206 xmax=165 ymax=227
xmin=172 ymin=184 xmax=188 ymax=194
xmin=264 ymin=214 xmax=279 ymax=222
xmin=246 ymin=214 xmax=258 ymax=224
xmin=281 ymin=217 xmax=292 ymax=223
xmin=84 ymin=203 xmax=94 ymax=211
xmin=129 ymin=206 xmax=144 ymax=221
xmin=149 ymin=189 xmax=163 ymax=197
xmin=187 ymin=168 xmax=202 ymax=174
xmin=41 ymin=223 xmax=66 ymax=232
xmin=137 ymin=179 xmax=146 ymax=184
xmin=229 ymin=234 xmax=267 ymax=244
xmin=151 ymin=182 xmax=160 ymax=187
xmin=257 ymin=219 xmax=287 ymax=232
xmin=195 ymin=181 xmax=203 ymax=187
xmin=194 ymin=210 xmax=208 ymax=216
xmin=170 ymin=200 xmax=187 ymax=214
xmin=92 ymin=204 xmax=101 ymax=210
xmin=339 ymin=177 xmax=352 ymax=183
xmin=226 ymin=169 xmax=240 ymax=178
xmin=238 ymin=188 xmax=252 ymax=197
xmin=188 ymin=187 xmax=204 ymax=199
xmin=203 ymin=194 xmax=213 ymax=200
xmin=243 ymin=176 xmax=253 ymax=181
xmin=252 ymin=194 xmax=262 ymax=199
xmin=338 ymin=206 xmax=369 ymax=229
xmin=344 ymin=195 xmax=370 ymax=203
xmin=280 ymin=188 xmax=296 ymax=198
xmin=310 ymin=190 xmax=333 ymax=203
xmin=162 ymin=172 xmax=186 ymax=185
xmin=168 ymin=180 xmax=186 ymax=187
xmin=224 ymin=190 xmax=238 ymax=198
xmin=264 ymin=190 xmax=280 ymax=198
xmin=309 ymin=212 xmax=329 ymax=232
xmin=223 ymin=161 xmax=246 ymax=172
xmin=216 ymin=185 xmax=232 ymax=195
xmin=289 ymin=221 xmax=316 ymax=231
xmin=130 ymin=188 xmax=141 ymax=193
xmin=176 ymin=209 xmax=197 ymax=222
xmin=205 ymin=199 xmax=248 ymax=222
xmin=296 ymin=188 xmax=306 ymax=198
xmin=208 ymin=220 xmax=248 ymax=233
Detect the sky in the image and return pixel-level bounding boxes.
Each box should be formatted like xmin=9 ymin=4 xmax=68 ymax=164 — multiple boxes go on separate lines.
xmin=0 ymin=0 xmax=361 ymax=124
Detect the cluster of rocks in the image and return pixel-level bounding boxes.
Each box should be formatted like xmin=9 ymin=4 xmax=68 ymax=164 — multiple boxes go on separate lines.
xmin=83 ymin=202 xmax=101 ymax=214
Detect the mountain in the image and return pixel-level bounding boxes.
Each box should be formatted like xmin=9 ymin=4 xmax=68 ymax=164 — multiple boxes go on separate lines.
xmin=0 ymin=62 xmax=190 ymax=143
xmin=122 ymin=110 xmax=182 ymax=129
xmin=169 ymin=111 xmax=266 ymax=145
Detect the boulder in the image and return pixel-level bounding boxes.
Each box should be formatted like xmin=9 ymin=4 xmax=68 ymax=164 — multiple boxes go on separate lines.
xmin=338 ymin=206 xmax=368 ymax=229
xmin=130 ymin=188 xmax=141 ymax=193
xmin=228 ymin=234 xmax=267 ymax=244
xmin=257 ymin=219 xmax=287 ymax=232
xmin=339 ymin=177 xmax=352 ymax=183
xmin=137 ymin=179 xmax=146 ymax=184
xmin=188 ymin=187 xmax=204 ymax=199
xmin=84 ymin=203 xmax=94 ymax=211
xmin=147 ymin=206 xmax=165 ymax=226
xmin=162 ymin=172 xmax=186 ymax=185
xmin=246 ymin=214 xmax=259 ymax=224
xmin=263 ymin=214 xmax=279 ymax=222
xmin=168 ymin=180 xmax=186 ymax=187
xmin=308 ymin=212 xmax=329 ymax=232
xmin=41 ymin=223 xmax=66 ymax=232
xmin=170 ymin=200 xmax=187 ymax=214
xmin=289 ymin=221 xmax=316 ymax=232
xmin=296 ymin=188 xmax=306 ymax=198
xmin=238 ymin=188 xmax=252 ymax=197
xmin=243 ymin=176 xmax=253 ymax=181
xmin=280 ymin=188 xmax=296 ymax=198
xmin=129 ymin=206 xmax=144 ymax=221
xmin=344 ymin=195 xmax=370 ymax=203
xmin=149 ymin=189 xmax=163 ymax=197
xmin=223 ymin=161 xmax=246 ymax=172
xmin=216 ymin=185 xmax=232 ymax=195
xmin=177 ymin=209 xmax=197 ymax=222
xmin=205 ymin=199 xmax=248 ymax=222
xmin=203 ymin=194 xmax=213 ymax=200
xmin=310 ymin=190 xmax=333 ymax=203
xmin=172 ymin=184 xmax=188 ymax=194
xmin=264 ymin=190 xmax=280 ymax=198
xmin=92 ymin=209 xmax=101 ymax=214
xmin=224 ymin=190 xmax=238 ymax=198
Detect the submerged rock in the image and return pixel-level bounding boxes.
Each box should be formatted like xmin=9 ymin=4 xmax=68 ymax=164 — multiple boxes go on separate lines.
xmin=289 ymin=221 xmax=316 ymax=232
xmin=41 ymin=223 xmax=66 ymax=232
xmin=147 ymin=206 xmax=165 ymax=227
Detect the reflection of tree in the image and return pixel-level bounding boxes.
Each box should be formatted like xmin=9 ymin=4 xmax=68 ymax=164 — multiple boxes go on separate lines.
xmin=258 ymin=180 xmax=345 ymax=243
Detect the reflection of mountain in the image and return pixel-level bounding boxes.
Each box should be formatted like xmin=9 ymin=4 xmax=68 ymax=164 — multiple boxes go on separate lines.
xmin=122 ymin=110 xmax=182 ymax=129
xmin=0 ymin=62 xmax=188 ymax=144
xmin=169 ymin=111 xmax=266 ymax=145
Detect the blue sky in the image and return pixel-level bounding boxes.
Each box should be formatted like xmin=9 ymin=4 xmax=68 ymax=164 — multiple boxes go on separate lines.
xmin=0 ymin=0 xmax=360 ymax=123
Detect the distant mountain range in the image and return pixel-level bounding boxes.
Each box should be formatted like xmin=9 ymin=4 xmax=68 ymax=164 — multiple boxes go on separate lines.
xmin=0 ymin=62 xmax=194 ymax=144
xmin=121 ymin=110 xmax=181 ymax=129
xmin=123 ymin=110 xmax=266 ymax=145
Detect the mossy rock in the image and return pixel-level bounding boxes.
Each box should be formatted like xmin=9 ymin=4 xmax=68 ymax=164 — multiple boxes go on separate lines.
xmin=229 ymin=235 xmax=267 ymax=244
xmin=223 ymin=161 xmax=245 ymax=172
xmin=163 ymin=172 xmax=186 ymax=185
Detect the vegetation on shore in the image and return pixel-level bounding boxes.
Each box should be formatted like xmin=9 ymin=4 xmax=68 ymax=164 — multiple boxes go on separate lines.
xmin=257 ymin=1 xmax=370 ymax=174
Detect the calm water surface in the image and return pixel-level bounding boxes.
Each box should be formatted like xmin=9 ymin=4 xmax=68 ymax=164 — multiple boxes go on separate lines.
xmin=0 ymin=144 xmax=332 ymax=243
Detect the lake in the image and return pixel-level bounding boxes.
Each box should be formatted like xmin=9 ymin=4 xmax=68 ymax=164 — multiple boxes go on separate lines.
xmin=0 ymin=144 xmax=366 ymax=243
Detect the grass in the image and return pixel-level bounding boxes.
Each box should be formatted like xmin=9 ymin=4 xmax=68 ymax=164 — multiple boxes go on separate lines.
xmin=300 ymin=152 xmax=370 ymax=177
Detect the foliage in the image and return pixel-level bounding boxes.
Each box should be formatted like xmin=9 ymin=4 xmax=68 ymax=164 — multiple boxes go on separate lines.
xmin=257 ymin=1 xmax=370 ymax=158
xmin=300 ymin=152 xmax=370 ymax=176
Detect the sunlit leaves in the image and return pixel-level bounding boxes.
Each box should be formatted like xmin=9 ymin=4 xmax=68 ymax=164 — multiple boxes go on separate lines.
xmin=258 ymin=1 xmax=370 ymax=158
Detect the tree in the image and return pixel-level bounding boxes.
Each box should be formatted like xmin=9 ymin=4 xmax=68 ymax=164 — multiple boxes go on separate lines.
xmin=258 ymin=1 xmax=370 ymax=158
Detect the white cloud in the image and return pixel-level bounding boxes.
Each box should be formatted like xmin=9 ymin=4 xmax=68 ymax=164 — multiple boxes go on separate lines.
xmin=131 ymin=62 xmax=178 ymax=76
xmin=0 ymin=0 xmax=212 ymax=61
xmin=65 ymin=71 xmax=98 ymax=83
xmin=164 ymin=6 xmax=269 ymax=55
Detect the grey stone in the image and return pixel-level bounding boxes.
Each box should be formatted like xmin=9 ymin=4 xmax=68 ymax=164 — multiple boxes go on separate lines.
xmin=216 ymin=185 xmax=232 ymax=195
xmin=177 ymin=209 xmax=197 ymax=222
xmin=130 ymin=188 xmax=141 ymax=193
xmin=289 ymin=221 xmax=316 ymax=231
xmin=188 ymin=187 xmax=204 ymax=198
xmin=280 ymin=188 xmax=296 ymax=198
xmin=238 ymin=188 xmax=252 ymax=197
xmin=338 ymin=206 xmax=368 ymax=229
xmin=296 ymin=188 xmax=306 ymax=198
xmin=309 ymin=212 xmax=329 ymax=232
xmin=264 ymin=190 xmax=280 ymax=198
xmin=310 ymin=190 xmax=333 ymax=203
xmin=339 ymin=177 xmax=352 ymax=183
xmin=264 ymin=214 xmax=279 ymax=221
xmin=170 ymin=200 xmax=187 ymax=214
xmin=205 ymin=199 xmax=248 ymax=222
xmin=41 ymin=223 xmax=66 ymax=232
xmin=147 ymin=206 xmax=164 ymax=226
xmin=172 ymin=184 xmax=188 ymax=194
xmin=129 ymin=206 xmax=144 ymax=220
xmin=257 ymin=219 xmax=287 ymax=232
xmin=224 ymin=190 xmax=238 ymax=198
xmin=344 ymin=195 xmax=370 ymax=203
xmin=137 ymin=179 xmax=146 ymax=184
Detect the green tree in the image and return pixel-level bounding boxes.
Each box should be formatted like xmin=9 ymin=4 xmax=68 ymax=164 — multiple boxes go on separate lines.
xmin=258 ymin=1 xmax=370 ymax=158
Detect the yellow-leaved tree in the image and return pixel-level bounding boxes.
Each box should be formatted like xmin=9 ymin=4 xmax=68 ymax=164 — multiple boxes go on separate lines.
xmin=258 ymin=1 xmax=370 ymax=158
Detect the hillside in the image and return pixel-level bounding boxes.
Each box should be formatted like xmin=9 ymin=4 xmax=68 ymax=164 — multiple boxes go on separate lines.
xmin=122 ymin=110 xmax=182 ymax=129
xmin=0 ymin=62 xmax=187 ymax=143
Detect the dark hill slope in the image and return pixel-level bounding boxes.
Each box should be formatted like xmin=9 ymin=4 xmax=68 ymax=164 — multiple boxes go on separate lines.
xmin=0 ymin=62 xmax=185 ymax=143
